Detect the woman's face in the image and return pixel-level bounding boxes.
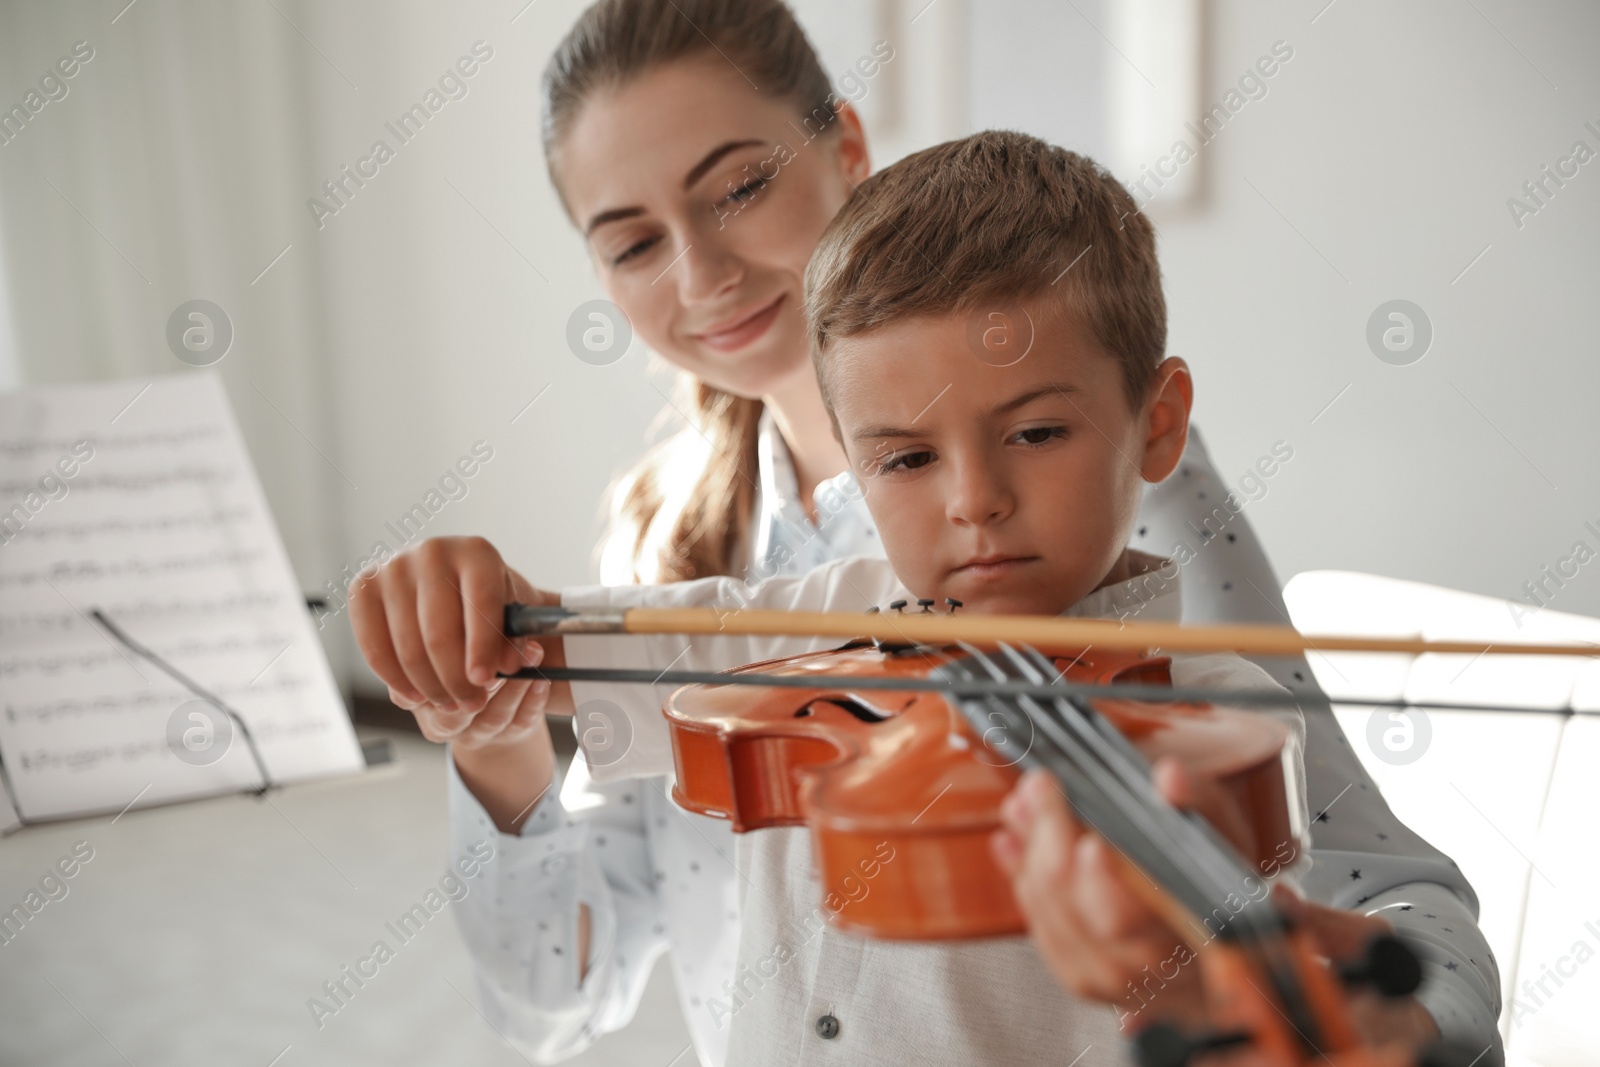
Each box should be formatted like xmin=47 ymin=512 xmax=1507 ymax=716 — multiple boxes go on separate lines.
xmin=555 ymin=55 xmax=869 ymax=397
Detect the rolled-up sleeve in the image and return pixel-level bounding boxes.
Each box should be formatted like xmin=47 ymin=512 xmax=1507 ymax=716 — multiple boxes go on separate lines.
xmin=447 ymin=747 xmax=667 ymax=1063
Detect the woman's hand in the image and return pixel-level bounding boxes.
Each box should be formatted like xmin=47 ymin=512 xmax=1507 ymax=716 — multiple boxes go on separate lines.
xmin=348 ymin=535 xmax=571 ymax=750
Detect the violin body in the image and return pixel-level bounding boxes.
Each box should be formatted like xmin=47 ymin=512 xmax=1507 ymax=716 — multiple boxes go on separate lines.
xmin=665 ymin=639 xmax=1305 ymax=941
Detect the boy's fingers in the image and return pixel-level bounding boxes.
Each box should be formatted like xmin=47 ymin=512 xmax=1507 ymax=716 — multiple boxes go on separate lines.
xmin=1153 ymin=757 xmax=1255 ymax=861
xmin=506 ymin=678 xmax=550 ymax=733
xmin=348 ymin=570 xmax=421 ymax=703
xmin=457 ymin=544 xmax=514 ymax=687
xmin=1285 ymin=891 xmax=1392 ymax=962
xmin=1021 ymin=770 xmax=1084 ymax=855
xmin=495 ymin=635 xmax=544 ymax=681
xmin=387 ymin=685 xmax=421 ymax=711
xmin=1019 ymin=786 xmax=1075 ymax=888
xmin=1152 ymin=758 xmax=1194 ymax=808
xmin=990 ymin=827 xmax=1024 ymax=878
xmin=458 ymin=680 xmax=523 ymax=744
xmin=416 ymin=565 xmax=483 ymax=709
xmin=379 ymin=569 xmax=453 ymax=708
xmin=1075 ymin=836 xmax=1160 ymax=939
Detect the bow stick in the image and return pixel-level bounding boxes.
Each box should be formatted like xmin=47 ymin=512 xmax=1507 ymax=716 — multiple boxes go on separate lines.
xmin=502 ymin=603 xmax=1600 ymax=717
xmin=505 ymin=603 xmax=1600 ymax=659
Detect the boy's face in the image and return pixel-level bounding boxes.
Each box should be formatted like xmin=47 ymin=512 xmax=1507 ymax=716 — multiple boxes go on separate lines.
xmin=828 ymin=296 xmax=1190 ymax=616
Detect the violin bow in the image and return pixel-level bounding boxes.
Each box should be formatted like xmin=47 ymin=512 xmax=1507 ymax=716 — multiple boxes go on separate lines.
xmin=506 ymin=603 xmax=1600 ymax=659
xmin=502 ymin=603 xmax=1600 ymax=718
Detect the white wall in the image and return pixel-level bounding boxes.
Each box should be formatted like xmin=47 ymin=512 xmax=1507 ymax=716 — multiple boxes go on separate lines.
xmin=971 ymin=0 xmax=1600 ymax=629
xmin=1148 ymin=0 xmax=1599 ymax=630
xmin=0 ymin=0 xmax=1594 ymax=697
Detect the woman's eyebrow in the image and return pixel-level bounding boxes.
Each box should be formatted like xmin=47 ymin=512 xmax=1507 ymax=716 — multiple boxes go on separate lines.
xmin=584 ymin=139 xmax=767 ymax=235
xmin=584 ymin=206 xmax=644 ymax=235
xmin=682 ymin=139 xmax=765 ymax=189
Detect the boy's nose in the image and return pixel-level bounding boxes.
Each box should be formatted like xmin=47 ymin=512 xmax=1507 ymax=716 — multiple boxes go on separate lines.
xmin=945 ymin=456 xmax=1014 ymax=526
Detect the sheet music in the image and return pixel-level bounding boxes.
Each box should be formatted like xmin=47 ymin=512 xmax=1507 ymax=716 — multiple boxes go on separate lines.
xmin=0 ymin=373 xmax=363 ymax=821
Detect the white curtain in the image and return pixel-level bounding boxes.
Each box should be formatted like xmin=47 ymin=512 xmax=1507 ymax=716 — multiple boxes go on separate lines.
xmin=0 ymin=0 xmax=344 ymax=607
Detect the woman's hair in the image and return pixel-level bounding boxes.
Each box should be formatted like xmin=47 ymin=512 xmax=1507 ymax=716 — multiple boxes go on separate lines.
xmin=806 ymin=131 xmax=1166 ymax=413
xmin=543 ymin=0 xmax=837 ymax=584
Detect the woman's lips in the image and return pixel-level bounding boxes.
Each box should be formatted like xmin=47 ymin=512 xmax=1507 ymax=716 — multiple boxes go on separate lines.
xmin=695 ymin=294 xmax=784 ymax=352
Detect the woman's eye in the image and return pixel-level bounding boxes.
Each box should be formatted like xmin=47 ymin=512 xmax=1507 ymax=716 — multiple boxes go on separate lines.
xmin=878 ymin=449 xmax=933 ymax=475
xmin=722 ymin=177 xmax=767 ymax=205
xmin=610 ymin=236 xmax=658 ymax=266
xmin=1013 ymin=426 xmax=1067 ymax=447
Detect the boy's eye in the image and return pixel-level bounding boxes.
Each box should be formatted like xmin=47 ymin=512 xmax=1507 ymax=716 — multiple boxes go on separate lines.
xmin=1012 ymin=426 xmax=1067 ymax=447
xmin=877 ymin=448 xmax=933 ymax=475
xmin=610 ymin=236 xmax=658 ymax=266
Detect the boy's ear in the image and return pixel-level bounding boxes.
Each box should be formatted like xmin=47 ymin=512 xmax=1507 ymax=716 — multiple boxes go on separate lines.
xmin=1139 ymin=357 xmax=1193 ymax=484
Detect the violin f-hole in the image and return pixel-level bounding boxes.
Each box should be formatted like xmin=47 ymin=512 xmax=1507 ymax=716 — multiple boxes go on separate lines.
xmin=801 ymin=697 xmax=892 ymax=724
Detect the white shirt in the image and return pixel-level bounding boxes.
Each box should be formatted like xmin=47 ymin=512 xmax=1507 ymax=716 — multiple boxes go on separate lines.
xmin=447 ymin=413 xmax=1503 ymax=1065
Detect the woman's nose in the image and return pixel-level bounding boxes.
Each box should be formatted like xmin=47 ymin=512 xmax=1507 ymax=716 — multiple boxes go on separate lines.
xmin=674 ymin=236 xmax=744 ymax=304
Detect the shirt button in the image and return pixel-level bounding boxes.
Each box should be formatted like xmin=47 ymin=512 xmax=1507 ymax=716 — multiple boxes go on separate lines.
xmin=815 ymin=1014 xmax=840 ymax=1040
xmin=541 ymin=856 xmax=566 ymax=875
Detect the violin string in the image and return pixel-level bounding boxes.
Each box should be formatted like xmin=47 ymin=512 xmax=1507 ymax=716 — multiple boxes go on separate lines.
xmin=988 ymin=644 xmax=1325 ymax=1051
xmin=1047 ymin=672 xmax=1290 ymax=957
xmin=964 ymin=685 xmax=1214 ymax=916
xmin=999 ymin=644 xmax=1246 ymax=896
xmin=949 ymin=645 xmax=1225 ymax=920
xmin=976 ymin=645 xmax=1300 ymax=958
xmin=506 ymin=664 xmax=1582 ymax=719
xmin=940 ymin=651 xmax=1180 ymax=887
xmin=1005 ymin=644 xmax=1261 ymax=922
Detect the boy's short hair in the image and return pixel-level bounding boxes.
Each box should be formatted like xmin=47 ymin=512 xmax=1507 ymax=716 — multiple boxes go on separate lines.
xmin=805 ymin=130 xmax=1165 ymax=409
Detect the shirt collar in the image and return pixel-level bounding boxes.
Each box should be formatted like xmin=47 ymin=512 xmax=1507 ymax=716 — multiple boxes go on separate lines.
xmin=1060 ymin=550 xmax=1182 ymax=623
xmin=756 ymin=406 xmax=805 ymax=524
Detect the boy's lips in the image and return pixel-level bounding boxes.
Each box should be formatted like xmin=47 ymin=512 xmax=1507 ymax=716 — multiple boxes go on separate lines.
xmin=693 ymin=294 xmax=784 ymax=351
xmin=950 ymin=555 xmax=1039 ymax=580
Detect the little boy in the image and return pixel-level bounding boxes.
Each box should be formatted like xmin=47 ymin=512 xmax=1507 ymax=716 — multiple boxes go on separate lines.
xmin=538 ymin=131 xmax=1311 ymax=1064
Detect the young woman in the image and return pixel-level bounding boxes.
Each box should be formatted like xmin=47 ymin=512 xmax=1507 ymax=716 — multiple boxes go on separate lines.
xmin=349 ymin=1 xmax=1501 ymax=1063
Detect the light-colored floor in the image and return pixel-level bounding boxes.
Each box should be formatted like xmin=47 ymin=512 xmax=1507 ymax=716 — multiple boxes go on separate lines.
xmin=0 ymin=727 xmax=699 ymax=1066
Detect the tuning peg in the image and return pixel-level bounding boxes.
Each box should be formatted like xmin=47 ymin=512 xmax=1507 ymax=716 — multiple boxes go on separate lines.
xmin=865 ymin=606 xmax=880 ymax=614
xmin=1338 ymin=934 xmax=1422 ymax=998
xmin=916 ymin=598 xmax=935 ymax=613
xmin=945 ymin=598 xmax=963 ymax=614
xmin=1132 ymin=1025 xmax=1248 ymax=1067
xmin=888 ymin=599 xmax=907 ymax=613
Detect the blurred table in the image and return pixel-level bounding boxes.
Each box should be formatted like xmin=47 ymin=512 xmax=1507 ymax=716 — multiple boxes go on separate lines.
xmin=0 ymin=727 xmax=697 ymax=1066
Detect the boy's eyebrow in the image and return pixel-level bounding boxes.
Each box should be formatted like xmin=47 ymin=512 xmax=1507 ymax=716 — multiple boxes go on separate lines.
xmin=583 ymin=139 xmax=766 ymax=235
xmin=991 ymin=381 xmax=1080 ymax=416
xmin=851 ymin=381 xmax=1080 ymax=441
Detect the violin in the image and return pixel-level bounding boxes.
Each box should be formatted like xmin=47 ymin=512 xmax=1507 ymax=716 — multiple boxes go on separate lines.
xmin=662 ymin=635 xmax=1302 ymax=941
xmin=505 ymin=601 xmax=1587 ymax=1066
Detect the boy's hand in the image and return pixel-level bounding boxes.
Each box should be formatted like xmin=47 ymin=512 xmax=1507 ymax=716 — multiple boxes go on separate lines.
xmin=992 ymin=764 xmax=1209 ymax=1024
xmin=993 ymin=764 xmax=1440 ymax=1049
xmin=348 ymin=535 xmax=572 ymax=746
